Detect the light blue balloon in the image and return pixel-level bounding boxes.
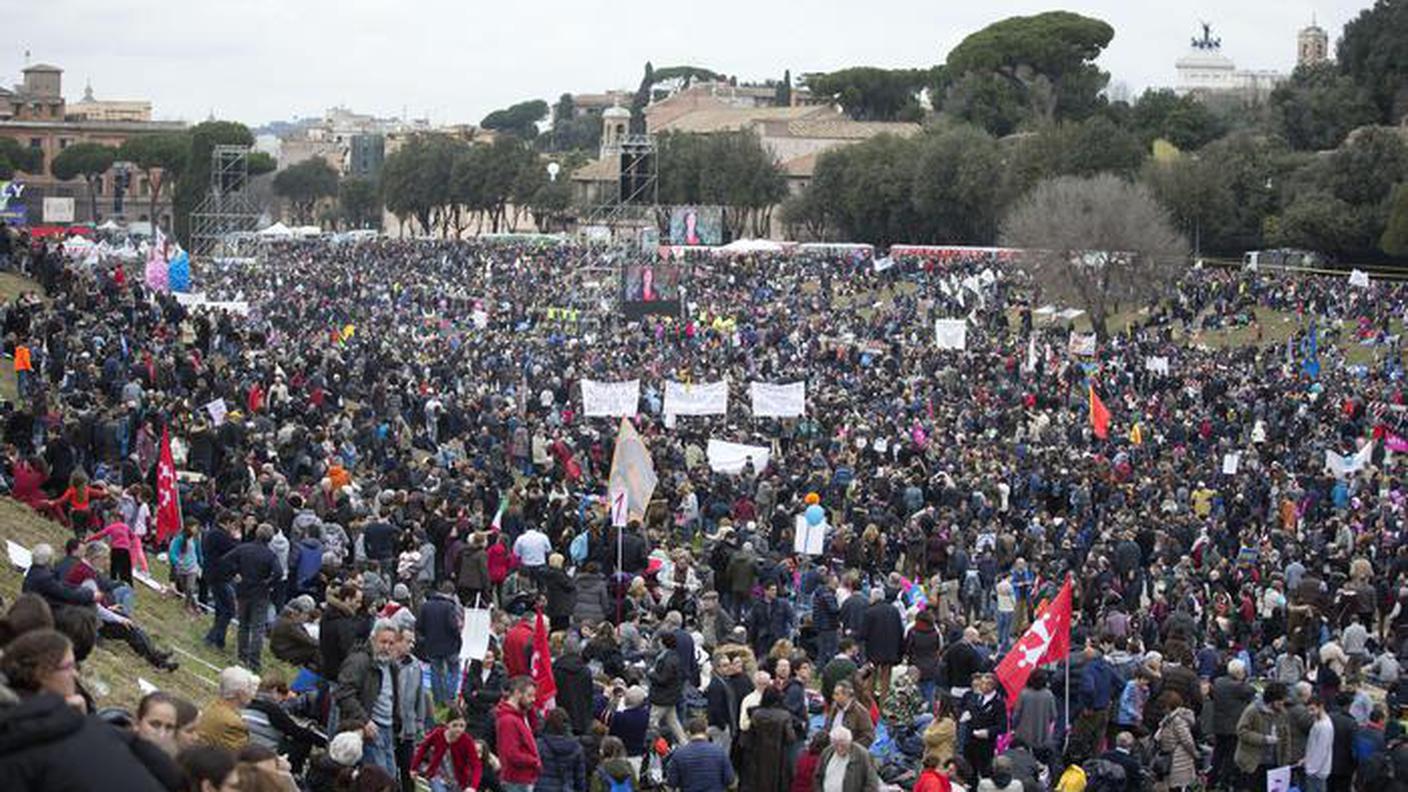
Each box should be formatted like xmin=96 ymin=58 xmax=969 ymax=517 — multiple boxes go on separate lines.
xmin=805 ymin=504 xmax=825 ymax=526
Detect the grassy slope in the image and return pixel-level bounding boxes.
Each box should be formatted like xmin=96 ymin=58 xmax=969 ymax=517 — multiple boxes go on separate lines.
xmin=1 ymin=498 xmax=297 ymax=709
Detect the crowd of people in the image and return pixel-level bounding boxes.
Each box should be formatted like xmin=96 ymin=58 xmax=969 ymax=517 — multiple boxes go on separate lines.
xmin=0 ymin=222 xmax=1404 ymax=792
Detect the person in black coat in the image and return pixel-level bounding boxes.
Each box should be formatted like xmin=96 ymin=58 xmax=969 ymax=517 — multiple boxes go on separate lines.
xmin=857 ymin=588 xmax=904 ymax=697
xmin=942 ymin=627 xmax=987 ymax=696
xmin=1099 ymin=732 xmax=1145 ymax=792
xmin=460 ymin=648 xmax=507 ymax=741
xmin=200 ymin=517 xmax=240 ymax=651
xmin=540 ymin=557 xmax=577 ymax=632
xmin=416 ymin=584 xmax=463 ymax=707
xmin=1328 ymin=694 xmax=1358 ymax=792
xmin=647 ymin=632 xmax=687 ymax=744
xmin=964 ymin=673 xmax=1008 ymax=779
xmin=746 ymin=583 xmax=794 ymax=658
xmin=20 ymin=546 xmax=95 ymax=611
xmin=838 ymin=585 xmax=868 ymax=637
xmin=319 ymin=583 xmax=369 ymax=685
xmin=0 ymin=692 xmax=179 ymax=792
xmin=553 ymin=642 xmax=595 ymax=737
xmin=904 ymin=610 xmax=943 ymax=703
xmin=220 ymin=524 xmax=280 ymax=673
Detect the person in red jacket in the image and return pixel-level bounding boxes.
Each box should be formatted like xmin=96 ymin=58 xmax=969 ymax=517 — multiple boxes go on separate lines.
xmin=494 ymin=677 xmax=542 ymax=792
xmin=501 ymin=614 xmax=536 ymax=679
xmin=411 ymin=706 xmax=484 ymax=792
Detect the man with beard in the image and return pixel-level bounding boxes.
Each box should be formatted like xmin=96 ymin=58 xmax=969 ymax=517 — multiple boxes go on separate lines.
xmin=334 ymin=619 xmax=402 ymax=777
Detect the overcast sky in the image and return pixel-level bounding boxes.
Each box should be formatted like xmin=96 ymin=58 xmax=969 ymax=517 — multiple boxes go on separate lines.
xmin=8 ymin=1 xmax=1373 ymax=127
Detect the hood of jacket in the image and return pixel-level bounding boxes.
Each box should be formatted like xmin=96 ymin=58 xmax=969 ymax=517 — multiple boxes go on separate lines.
xmin=538 ymin=732 xmax=579 ymax=761
xmin=0 ymin=693 xmax=84 ymax=755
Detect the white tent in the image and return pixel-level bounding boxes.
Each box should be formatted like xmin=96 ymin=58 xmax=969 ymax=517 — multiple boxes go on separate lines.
xmin=718 ymin=238 xmax=787 ymax=255
xmin=293 ymin=225 xmax=323 ymax=238
xmin=95 ymin=219 xmax=121 ymax=232
xmin=257 ymin=221 xmax=293 ymax=238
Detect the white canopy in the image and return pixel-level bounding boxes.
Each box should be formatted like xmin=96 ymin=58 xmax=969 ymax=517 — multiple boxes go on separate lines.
xmin=257 ymin=221 xmax=293 ymax=238
xmin=95 ymin=219 xmax=121 ymax=231
xmin=293 ymin=225 xmax=323 ymax=238
xmin=718 ymin=238 xmax=787 ymax=255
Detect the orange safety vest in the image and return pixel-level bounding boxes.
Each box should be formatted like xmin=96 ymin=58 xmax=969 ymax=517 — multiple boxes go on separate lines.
xmin=14 ymin=346 xmax=30 ymax=372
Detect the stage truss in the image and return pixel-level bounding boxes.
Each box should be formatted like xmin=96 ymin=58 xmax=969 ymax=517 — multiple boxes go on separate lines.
xmin=189 ymin=145 xmax=262 ymax=260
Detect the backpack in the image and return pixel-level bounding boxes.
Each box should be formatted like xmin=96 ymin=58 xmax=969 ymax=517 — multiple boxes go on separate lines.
xmin=598 ymin=764 xmax=633 ymax=792
xmin=570 ymin=531 xmax=590 ymax=564
xmin=1082 ymin=758 xmax=1127 ymax=792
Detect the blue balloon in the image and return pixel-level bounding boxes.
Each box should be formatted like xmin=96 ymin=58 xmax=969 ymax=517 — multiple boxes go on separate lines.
xmin=805 ymin=504 xmax=825 ymax=526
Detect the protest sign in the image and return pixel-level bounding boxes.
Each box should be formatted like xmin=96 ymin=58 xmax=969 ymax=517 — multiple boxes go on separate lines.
xmin=664 ymin=380 xmax=728 ymax=417
xmin=750 ymin=381 xmax=805 ymax=418
xmin=934 ymin=319 xmax=967 ymax=350
xmin=581 ymin=379 xmax=640 ymax=417
xmin=706 ymin=439 xmax=771 ymax=474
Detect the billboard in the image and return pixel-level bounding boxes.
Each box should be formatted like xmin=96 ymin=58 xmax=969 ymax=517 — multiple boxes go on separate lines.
xmin=668 ymin=206 xmax=723 ymax=246
xmin=0 ymin=181 xmax=27 ymax=225
xmin=621 ymin=260 xmax=682 ymax=319
xmin=43 ymin=197 xmax=75 ymax=223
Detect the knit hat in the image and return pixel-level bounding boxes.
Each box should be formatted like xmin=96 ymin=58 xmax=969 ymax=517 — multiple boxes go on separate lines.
xmin=286 ymin=595 xmax=317 ymax=615
xmin=392 ymin=583 xmax=412 ymax=602
xmin=329 ymin=731 xmax=363 ymax=766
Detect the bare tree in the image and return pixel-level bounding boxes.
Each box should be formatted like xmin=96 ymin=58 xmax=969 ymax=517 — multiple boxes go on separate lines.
xmin=1001 ymin=174 xmax=1187 ymax=340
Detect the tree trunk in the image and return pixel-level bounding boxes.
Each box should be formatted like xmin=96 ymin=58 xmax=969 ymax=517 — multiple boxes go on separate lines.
xmin=87 ymin=175 xmax=100 ymax=224
xmin=148 ymin=171 xmax=163 ymax=229
xmin=1090 ymin=311 xmax=1110 ymax=343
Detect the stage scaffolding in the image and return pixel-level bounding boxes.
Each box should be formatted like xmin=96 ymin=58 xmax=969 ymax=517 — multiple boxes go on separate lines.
xmin=189 ymin=145 xmax=262 ymax=259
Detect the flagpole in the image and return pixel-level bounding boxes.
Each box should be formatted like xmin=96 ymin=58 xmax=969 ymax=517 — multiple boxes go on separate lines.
xmin=1063 ymin=573 xmax=1072 ymax=753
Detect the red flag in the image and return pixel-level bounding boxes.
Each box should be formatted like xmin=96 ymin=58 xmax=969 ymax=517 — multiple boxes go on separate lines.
xmin=994 ymin=578 xmax=1073 ymax=710
xmin=155 ymin=427 xmax=182 ymax=544
xmin=531 ymin=607 xmax=557 ymax=710
xmin=1089 ymin=384 xmax=1110 ymax=440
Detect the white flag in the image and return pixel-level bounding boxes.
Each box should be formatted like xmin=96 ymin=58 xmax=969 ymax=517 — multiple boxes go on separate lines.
xmin=664 ymin=380 xmax=729 ymax=417
xmin=934 ymin=319 xmax=967 ymax=350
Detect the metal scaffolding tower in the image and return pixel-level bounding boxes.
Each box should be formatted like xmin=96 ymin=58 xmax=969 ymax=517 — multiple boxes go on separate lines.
xmin=582 ymin=133 xmax=659 ymax=240
xmin=189 ymin=145 xmax=261 ymax=259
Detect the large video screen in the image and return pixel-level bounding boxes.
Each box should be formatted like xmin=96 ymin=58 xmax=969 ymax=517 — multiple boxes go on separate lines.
xmin=668 ymin=206 xmax=723 ymax=246
xmin=621 ymin=261 xmax=683 ymax=319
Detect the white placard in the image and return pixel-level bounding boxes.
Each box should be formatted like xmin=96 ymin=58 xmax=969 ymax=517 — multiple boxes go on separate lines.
xmin=138 ymin=677 xmax=158 ymax=695
xmin=7 ymin=540 xmax=32 ymax=571
xmin=934 ymin=319 xmax=968 ymax=350
xmin=1144 ymin=356 xmax=1170 ymax=376
xmin=1068 ymin=332 xmax=1096 ymax=356
xmin=460 ymin=607 xmax=492 ymax=661
xmin=750 ymin=382 xmax=806 ymax=418
xmin=706 ymin=439 xmax=771 ymax=474
xmin=1221 ymin=453 xmax=1240 ymax=475
xmin=205 ymin=398 xmax=228 ymax=426
xmin=1266 ymin=766 xmax=1291 ymax=792
xmin=133 ymin=569 xmax=166 ymax=592
xmin=1349 ymin=269 xmax=1371 ymax=289
xmin=1326 ymin=440 xmax=1374 ymax=478
xmin=664 ymin=380 xmax=728 ymax=417
xmin=794 ymin=514 xmax=827 ymax=556
xmin=43 ymin=196 xmax=75 ymax=223
xmin=581 ymin=379 xmax=640 ymax=418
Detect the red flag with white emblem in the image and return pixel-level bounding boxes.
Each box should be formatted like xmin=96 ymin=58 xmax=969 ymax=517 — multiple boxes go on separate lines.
xmin=994 ymin=577 xmax=1073 ymax=710
xmin=155 ymin=427 xmax=182 ymax=544
xmin=531 ymin=607 xmax=557 ymax=711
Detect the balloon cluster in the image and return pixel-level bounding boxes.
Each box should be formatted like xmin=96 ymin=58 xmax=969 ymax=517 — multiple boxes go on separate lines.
xmin=804 ymin=492 xmax=824 ymax=526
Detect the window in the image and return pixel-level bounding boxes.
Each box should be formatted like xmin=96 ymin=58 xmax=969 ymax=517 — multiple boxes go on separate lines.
xmin=28 ymin=138 xmax=41 ymax=149
xmin=59 ymin=138 xmax=71 ymax=149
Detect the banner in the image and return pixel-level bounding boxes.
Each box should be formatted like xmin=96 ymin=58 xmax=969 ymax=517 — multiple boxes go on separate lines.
xmin=706 ymin=439 xmax=771 ymax=474
xmin=934 ymin=319 xmax=968 ymax=350
xmin=607 ymin=418 xmax=658 ymax=523
xmin=1221 ymin=452 xmax=1240 ymax=475
xmin=664 ymin=379 xmax=728 ymax=417
xmin=581 ymin=379 xmax=640 ymax=417
xmin=1144 ymin=356 xmax=1170 ymax=376
xmin=1349 ymin=269 xmax=1371 ymax=289
xmin=750 ymin=381 xmax=805 ymax=418
xmin=1068 ymin=332 xmax=1096 ymax=356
